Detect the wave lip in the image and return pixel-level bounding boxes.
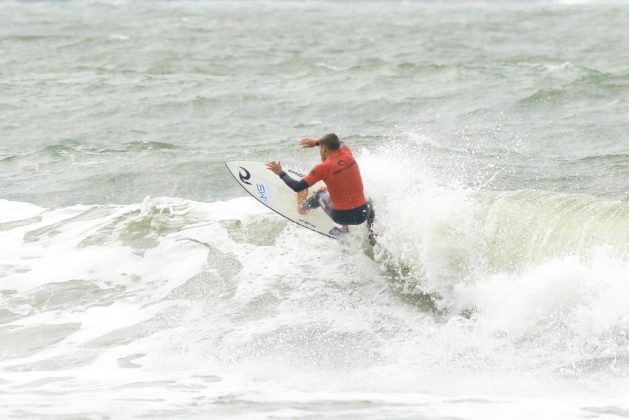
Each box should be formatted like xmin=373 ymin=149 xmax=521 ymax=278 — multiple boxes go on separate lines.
xmin=482 ymin=189 xmax=629 ymax=269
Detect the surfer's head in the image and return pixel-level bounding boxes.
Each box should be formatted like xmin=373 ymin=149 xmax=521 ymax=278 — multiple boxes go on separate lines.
xmin=319 ymin=133 xmax=340 ymax=161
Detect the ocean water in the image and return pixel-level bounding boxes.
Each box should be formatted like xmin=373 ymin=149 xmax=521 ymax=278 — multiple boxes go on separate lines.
xmin=1 ymin=0 xmax=629 ymax=418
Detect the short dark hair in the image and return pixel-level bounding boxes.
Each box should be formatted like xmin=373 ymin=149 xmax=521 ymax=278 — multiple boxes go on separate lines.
xmin=319 ymin=133 xmax=340 ymax=151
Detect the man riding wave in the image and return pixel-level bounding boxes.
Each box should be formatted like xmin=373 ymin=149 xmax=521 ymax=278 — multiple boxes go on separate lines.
xmin=266 ymin=133 xmax=375 ymax=242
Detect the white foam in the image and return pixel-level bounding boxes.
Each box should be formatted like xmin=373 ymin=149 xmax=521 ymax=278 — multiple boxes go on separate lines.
xmin=1 ymin=186 xmax=629 ymax=418
xmin=0 ymin=199 xmax=44 ymax=223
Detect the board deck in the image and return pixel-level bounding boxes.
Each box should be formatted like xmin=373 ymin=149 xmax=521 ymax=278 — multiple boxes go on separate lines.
xmin=225 ymin=161 xmax=342 ymax=239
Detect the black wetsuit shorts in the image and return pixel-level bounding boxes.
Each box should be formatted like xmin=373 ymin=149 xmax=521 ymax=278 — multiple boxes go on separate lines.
xmin=305 ymin=190 xmax=375 ymax=228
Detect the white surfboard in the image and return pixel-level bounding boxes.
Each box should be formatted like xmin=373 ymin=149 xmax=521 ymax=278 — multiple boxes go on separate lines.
xmin=225 ymin=161 xmax=342 ymax=239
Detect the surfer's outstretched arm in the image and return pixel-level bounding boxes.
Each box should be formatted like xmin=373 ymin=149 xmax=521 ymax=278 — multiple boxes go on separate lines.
xmin=300 ymin=138 xmax=346 ymax=148
xmin=265 ymin=161 xmax=309 ymax=192
xmin=279 ymin=172 xmax=309 ymax=192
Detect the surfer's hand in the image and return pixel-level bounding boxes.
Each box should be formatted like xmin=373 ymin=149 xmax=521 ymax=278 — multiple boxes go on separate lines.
xmin=299 ymin=138 xmax=317 ymax=148
xmin=265 ymin=161 xmax=283 ymax=175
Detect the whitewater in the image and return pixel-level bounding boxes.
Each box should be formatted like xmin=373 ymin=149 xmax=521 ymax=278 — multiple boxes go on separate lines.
xmin=1 ymin=0 xmax=629 ymax=419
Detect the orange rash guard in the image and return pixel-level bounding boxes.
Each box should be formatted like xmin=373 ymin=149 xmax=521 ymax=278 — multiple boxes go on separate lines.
xmin=302 ymin=146 xmax=367 ymax=210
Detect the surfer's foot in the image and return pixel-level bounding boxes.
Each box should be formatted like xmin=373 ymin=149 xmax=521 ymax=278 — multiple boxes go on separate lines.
xmin=329 ymin=225 xmax=350 ymax=236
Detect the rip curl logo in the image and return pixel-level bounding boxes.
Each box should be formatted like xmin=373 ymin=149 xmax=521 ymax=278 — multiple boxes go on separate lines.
xmin=332 ymin=160 xmax=355 ymax=176
xmin=256 ymin=183 xmax=270 ymax=203
xmin=238 ymin=167 xmax=251 ymax=185
xmin=337 ymin=159 xmax=346 ymax=166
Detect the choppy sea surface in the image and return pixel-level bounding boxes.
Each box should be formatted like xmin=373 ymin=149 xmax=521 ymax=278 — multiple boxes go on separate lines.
xmin=1 ymin=0 xmax=629 ymax=418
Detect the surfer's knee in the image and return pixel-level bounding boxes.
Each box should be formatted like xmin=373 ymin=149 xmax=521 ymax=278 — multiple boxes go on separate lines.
xmin=302 ymin=190 xmax=328 ymax=211
xmin=316 ymin=190 xmax=331 ymax=211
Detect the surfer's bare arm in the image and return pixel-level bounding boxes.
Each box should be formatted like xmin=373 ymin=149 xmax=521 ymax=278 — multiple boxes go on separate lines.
xmin=279 ymin=172 xmax=309 ymax=192
xmin=266 ymin=161 xmax=309 ymax=192
xmin=299 ymin=138 xmax=346 ymax=148
xmin=299 ymin=138 xmax=317 ymax=148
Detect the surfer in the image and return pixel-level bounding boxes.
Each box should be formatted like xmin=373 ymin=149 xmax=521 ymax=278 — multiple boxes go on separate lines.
xmin=266 ymin=133 xmax=375 ymax=243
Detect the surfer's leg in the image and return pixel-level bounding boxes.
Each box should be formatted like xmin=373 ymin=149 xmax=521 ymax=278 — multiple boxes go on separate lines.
xmin=366 ymin=199 xmax=375 ymax=229
xmin=318 ymin=191 xmax=332 ymax=215
xmin=367 ymin=199 xmax=378 ymax=246
xmin=304 ymin=190 xmax=332 ymax=216
xmin=304 ymin=193 xmax=320 ymax=210
xmin=367 ymin=199 xmax=377 ymax=246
